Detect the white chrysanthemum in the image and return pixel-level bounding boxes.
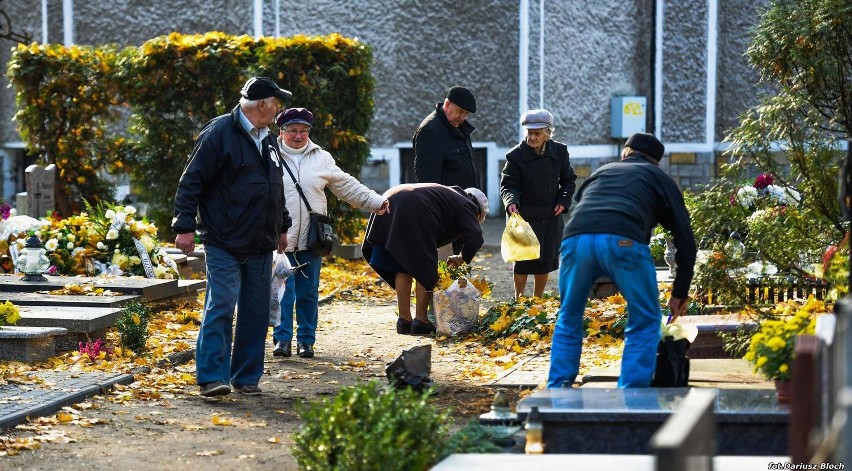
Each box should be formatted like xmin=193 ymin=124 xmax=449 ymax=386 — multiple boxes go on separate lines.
xmin=96 ymin=242 xmax=107 ymax=251
xmin=106 ymin=228 xmax=119 ymax=240
xmin=765 ymin=185 xmax=788 ymax=204
xmin=66 ymin=242 xmax=74 ymax=251
xmin=115 ymin=212 xmax=127 ymax=224
xmin=66 ymin=234 xmax=75 ymax=242
xmin=736 ymin=186 xmax=758 ymax=207
xmin=747 ymin=208 xmax=771 ymax=223
xmin=44 ymin=238 xmax=59 ymax=251
xmin=104 ymin=209 xmax=115 ymax=219
xmin=125 ymin=206 xmax=136 ymax=215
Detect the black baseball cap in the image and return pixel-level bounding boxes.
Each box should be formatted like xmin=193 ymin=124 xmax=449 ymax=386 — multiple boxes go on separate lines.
xmin=240 ymin=77 xmax=292 ymax=102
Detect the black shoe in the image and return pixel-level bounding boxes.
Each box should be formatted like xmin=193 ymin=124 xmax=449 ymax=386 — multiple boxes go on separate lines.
xmin=200 ymin=381 xmax=231 ymax=397
xmin=410 ymin=319 xmax=436 ymax=335
xmin=396 ymin=318 xmax=412 ymax=335
xmin=232 ymin=383 xmax=262 ymax=396
xmin=297 ymin=342 xmax=314 ymax=358
xmin=273 ymin=342 xmax=292 ymax=357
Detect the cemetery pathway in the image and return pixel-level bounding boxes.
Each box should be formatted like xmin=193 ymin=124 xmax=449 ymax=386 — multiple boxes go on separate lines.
xmin=2 ymin=296 xmax=509 ymax=471
xmin=1 ymin=230 xmax=530 ymax=471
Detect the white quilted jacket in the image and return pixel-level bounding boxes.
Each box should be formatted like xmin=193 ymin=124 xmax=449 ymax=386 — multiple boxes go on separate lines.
xmin=278 ymin=139 xmax=385 ymax=252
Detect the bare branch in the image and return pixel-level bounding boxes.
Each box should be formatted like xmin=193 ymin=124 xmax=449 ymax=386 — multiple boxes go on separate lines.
xmin=0 ymin=3 xmax=33 ymax=44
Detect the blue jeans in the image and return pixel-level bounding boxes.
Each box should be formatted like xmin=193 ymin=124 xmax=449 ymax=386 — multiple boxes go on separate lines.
xmin=196 ymin=245 xmax=272 ymax=388
xmin=547 ymin=234 xmax=662 ymax=388
xmin=273 ymin=250 xmax=323 ymax=346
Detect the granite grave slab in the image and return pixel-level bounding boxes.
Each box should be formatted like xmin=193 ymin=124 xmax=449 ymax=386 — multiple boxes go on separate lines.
xmin=0 ymin=326 xmax=67 ymax=362
xmin=431 ymin=454 xmax=787 ymax=470
xmin=15 ymin=305 xmax=122 ymax=351
xmin=0 ymin=291 xmax=138 ymax=308
xmin=516 ymin=388 xmax=788 ymax=456
xmin=0 ymin=275 xmax=180 ymax=301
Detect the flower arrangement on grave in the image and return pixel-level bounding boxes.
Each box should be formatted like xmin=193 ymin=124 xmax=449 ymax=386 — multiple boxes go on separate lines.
xmin=0 ymin=300 xmax=21 ymax=326
xmin=0 ymin=201 xmax=178 ymax=278
xmin=732 ymin=173 xmax=800 ymax=210
xmin=744 ymin=296 xmax=823 ymax=381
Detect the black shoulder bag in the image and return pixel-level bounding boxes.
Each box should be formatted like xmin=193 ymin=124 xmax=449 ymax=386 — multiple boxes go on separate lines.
xmin=282 ymin=161 xmax=335 ymax=256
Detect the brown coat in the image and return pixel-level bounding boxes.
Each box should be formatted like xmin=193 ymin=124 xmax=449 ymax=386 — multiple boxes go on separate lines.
xmin=362 ymin=183 xmax=484 ymax=290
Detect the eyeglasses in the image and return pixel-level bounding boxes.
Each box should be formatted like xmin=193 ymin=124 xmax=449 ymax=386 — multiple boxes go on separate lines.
xmin=285 ymin=129 xmax=310 ymax=136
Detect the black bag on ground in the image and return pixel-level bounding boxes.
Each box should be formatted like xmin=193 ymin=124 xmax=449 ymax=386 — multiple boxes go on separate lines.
xmin=306 ymin=212 xmax=334 ymax=256
xmin=283 ymin=161 xmax=335 ymax=256
xmin=651 ymin=336 xmax=690 ymax=387
xmin=385 ymin=345 xmax=434 ymax=392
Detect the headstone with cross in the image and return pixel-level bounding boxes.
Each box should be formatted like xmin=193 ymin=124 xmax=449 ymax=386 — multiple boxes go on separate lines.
xmin=24 ymin=164 xmax=55 ymax=218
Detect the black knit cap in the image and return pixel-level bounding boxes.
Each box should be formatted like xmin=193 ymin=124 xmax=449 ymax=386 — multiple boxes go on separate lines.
xmin=240 ymin=77 xmax=292 ymax=102
xmin=446 ymin=86 xmax=476 ymax=113
xmin=625 ymin=133 xmax=665 ymax=161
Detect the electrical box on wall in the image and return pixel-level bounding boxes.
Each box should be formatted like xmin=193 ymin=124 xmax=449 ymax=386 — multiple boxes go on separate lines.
xmin=611 ymin=96 xmax=647 ymax=138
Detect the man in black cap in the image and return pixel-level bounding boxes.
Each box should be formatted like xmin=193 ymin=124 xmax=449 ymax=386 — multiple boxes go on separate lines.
xmin=412 ymin=86 xmax=483 ymax=268
xmin=173 ymin=76 xmax=292 ymax=398
xmin=547 ymin=132 xmax=696 ymax=389
xmin=413 ymin=85 xmax=481 ymax=190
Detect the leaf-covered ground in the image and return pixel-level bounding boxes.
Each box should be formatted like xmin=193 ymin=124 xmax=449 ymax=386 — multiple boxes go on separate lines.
xmin=0 ymin=248 xmax=629 ymax=466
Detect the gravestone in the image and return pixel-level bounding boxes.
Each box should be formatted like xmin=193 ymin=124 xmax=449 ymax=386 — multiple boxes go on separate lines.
xmin=24 ymin=164 xmax=55 ymax=218
xmin=15 ymin=305 xmax=123 ymax=351
xmin=516 ymin=387 xmax=788 ymax=455
xmin=0 ymin=326 xmax=68 ymax=361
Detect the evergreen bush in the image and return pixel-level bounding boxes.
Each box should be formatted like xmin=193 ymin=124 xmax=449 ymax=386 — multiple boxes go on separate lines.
xmin=114 ymin=300 xmax=151 ymax=354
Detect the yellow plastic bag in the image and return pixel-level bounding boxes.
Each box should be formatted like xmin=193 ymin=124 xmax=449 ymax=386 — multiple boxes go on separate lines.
xmin=501 ymin=213 xmax=540 ymax=262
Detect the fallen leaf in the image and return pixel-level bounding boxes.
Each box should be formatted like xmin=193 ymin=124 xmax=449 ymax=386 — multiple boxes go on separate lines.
xmin=211 ymin=415 xmax=233 ymax=426
xmin=196 ymin=449 xmax=224 ymax=456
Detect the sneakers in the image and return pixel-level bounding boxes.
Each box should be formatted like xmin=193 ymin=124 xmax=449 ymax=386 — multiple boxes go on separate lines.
xmin=297 ymin=342 xmax=314 ymax=358
xmin=232 ymin=384 xmax=262 ymax=396
xmin=273 ymin=341 xmax=292 ymax=357
xmin=411 ymin=319 xmax=437 ymax=335
xmin=200 ymin=381 xmax=231 ymax=397
xmin=396 ymin=318 xmax=412 ymax=334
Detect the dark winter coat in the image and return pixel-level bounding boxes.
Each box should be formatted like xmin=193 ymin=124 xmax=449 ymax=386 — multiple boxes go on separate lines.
xmin=500 ymin=139 xmax=576 ymax=273
xmin=564 ymin=155 xmax=696 ymax=298
xmin=362 ymin=183 xmax=484 ymax=290
xmin=412 ymin=104 xmax=482 ymax=190
xmin=172 ymin=105 xmax=291 ymax=254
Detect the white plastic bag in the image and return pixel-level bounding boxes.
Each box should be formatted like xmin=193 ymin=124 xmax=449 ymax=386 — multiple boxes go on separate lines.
xmin=269 ymin=252 xmax=293 ymax=326
xmin=433 ymin=277 xmax=481 ymax=336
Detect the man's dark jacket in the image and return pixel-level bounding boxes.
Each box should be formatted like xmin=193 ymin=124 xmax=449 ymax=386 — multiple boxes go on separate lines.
xmin=362 ymin=183 xmax=484 ymax=290
xmin=412 ymin=104 xmax=481 ymax=190
xmin=172 ymin=106 xmax=292 ymax=254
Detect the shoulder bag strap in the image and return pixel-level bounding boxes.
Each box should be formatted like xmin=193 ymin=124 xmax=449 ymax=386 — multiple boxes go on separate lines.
xmin=282 ymin=160 xmax=315 ymax=214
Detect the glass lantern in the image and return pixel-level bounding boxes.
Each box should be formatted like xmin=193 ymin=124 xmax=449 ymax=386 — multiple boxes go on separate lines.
xmin=17 ymin=235 xmax=50 ymax=281
xmin=478 ymin=389 xmax=522 ymax=446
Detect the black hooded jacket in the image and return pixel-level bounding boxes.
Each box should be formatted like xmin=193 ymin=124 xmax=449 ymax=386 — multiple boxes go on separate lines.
xmin=172 ymin=105 xmax=291 ymax=254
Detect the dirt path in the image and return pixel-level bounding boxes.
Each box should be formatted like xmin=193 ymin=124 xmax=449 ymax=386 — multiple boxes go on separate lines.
xmin=3 ymin=245 xmax=533 ymax=470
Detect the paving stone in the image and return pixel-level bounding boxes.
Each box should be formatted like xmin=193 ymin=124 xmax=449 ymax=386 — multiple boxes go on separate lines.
xmin=0 ymin=371 xmax=133 ymax=430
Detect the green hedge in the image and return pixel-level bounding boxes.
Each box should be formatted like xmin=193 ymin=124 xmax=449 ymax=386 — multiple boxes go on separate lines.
xmin=8 ymin=32 xmax=375 ymax=241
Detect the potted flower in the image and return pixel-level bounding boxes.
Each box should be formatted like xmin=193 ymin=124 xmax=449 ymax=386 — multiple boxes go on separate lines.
xmin=744 ymin=301 xmax=818 ymax=401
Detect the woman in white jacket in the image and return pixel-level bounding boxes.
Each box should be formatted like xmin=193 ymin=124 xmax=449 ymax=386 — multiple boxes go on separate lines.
xmin=272 ymin=108 xmax=389 ymax=359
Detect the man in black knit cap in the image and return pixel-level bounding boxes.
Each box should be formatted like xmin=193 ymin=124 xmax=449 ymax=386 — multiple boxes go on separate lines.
xmin=547 ymin=132 xmax=696 ymax=389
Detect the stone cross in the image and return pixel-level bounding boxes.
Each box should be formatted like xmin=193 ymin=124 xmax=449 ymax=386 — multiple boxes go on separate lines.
xmin=24 ymin=164 xmax=55 ymax=218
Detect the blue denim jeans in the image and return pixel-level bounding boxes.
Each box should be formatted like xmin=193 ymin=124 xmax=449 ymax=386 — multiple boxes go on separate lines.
xmin=196 ymin=245 xmax=272 ymax=388
xmin=273 ymin=250 xmax=323 ymax=346
xmin=547 ymin=234 xmax=662 ymax=388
